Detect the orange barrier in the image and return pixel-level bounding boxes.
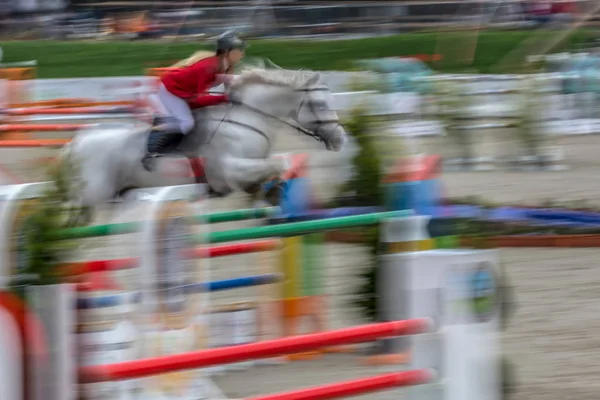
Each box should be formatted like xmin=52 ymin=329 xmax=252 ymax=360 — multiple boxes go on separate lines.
xmin=0 ymin=124 xmax=89 ymax=132
xmin=5 ymin=106 xmax=136 ymax=116
xmin=9 ymin=99 xmax=139 ymax=109
xmin=0 ymin=139 xmax=70 ymax=147
xmin=9 ymin=98 xmax=90 ymax=108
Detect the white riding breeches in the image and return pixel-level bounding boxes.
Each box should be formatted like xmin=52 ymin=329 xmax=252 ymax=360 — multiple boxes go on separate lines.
xmin=158 ymin=83 xmax=195 ymax=134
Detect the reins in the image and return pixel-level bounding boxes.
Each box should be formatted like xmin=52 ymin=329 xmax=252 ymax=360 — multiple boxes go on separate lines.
xmin=204 ymin=85 xmax=341 ymax=150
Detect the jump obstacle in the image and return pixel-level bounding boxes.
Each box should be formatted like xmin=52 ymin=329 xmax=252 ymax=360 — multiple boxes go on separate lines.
xmin=0 ymin=65 xmax=474 ymax=396
xmin=55 ymin=152 xmax=445 ymax=358
xmin=0 ymin=153 xmax=321 ymax=379
xmin=0 ymin=144 xmax=499 ymax=399
xmin=0 ymin=178 xmax=499 ymax=399
xmin=1 ymin=151 xmax=449 ymax=356
xmin=0 ymin=182 xmax=288 ymax=372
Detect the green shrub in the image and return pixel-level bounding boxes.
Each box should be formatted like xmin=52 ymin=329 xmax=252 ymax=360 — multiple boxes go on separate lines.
xmin=328 ymin=105 xmax=385 ymax=320
xmin=332 ymin=106 xmax=385 ymax=208
xmin=10 ymin=159 xmax=83 ymax=299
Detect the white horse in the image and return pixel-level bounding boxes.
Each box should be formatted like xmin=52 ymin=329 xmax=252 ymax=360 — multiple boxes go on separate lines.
xmin=60 ymin=68 xmax=347 ymax=219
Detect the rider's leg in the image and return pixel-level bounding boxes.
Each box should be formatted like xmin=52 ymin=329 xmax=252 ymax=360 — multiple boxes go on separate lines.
xmin=143 ymin=85 xmax=195 ymax=170
xmin=148 ymin=84 xmax=195 ymax=154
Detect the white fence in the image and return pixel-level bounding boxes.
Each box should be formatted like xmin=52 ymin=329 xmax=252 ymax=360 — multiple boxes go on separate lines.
xmin=8 ymin=73 xmax=600 ymax=171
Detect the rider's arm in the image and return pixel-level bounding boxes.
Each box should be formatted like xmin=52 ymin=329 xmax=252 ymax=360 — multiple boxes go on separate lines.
xmin=188 ymin=60 xmax=230 ymax=108
xmin=188 ymin=93 xmax=229 ymax=109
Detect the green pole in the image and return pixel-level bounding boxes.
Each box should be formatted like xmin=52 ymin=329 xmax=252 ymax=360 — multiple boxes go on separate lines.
xmin=52 ymin=207 xmax=279 ymax=241
xmin=199 ymin=211 xmax=412 ymax=244
xmin=52 ymin=221 xmax=140 ymax=241
xmin=193 ymin=207 xmax=278 ymax=224
xmin=53 ymin=210 xmax=408 ymax=242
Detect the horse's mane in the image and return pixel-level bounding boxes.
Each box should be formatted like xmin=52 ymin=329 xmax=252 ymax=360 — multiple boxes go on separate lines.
xmin=230 ymin=68 xmax=317 ymax=90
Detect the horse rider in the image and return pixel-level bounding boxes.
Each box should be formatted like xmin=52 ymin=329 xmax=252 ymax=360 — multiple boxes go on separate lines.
xmin=142 ymin=31 xmax=247 ymax=169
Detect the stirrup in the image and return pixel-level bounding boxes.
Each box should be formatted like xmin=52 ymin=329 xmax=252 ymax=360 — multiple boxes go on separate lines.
xmin=141 ymin=152 xmax=162 ymax=172
xmin=144 ymin=151 xmax=162 ymax=159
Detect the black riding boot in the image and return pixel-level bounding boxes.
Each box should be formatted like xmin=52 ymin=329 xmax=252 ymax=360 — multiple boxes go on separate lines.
xmin=142 ymin=132 xmax=184 ymax=171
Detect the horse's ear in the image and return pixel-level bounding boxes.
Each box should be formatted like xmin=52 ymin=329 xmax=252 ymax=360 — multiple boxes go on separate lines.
xmin=307 ymin=73 xmax=320 ymax=86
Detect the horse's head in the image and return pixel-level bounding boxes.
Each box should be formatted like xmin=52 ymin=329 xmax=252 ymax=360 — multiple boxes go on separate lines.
xmin=292 ymin=73 xmax=347 ymax=152
xmin=230 ymin=69 xmax=347 ymax=152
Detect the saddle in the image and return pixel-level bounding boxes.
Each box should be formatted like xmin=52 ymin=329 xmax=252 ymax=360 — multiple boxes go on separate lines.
xmin=146 ymin=115 xmax=185 ymax=155
xmin=145 ymin=115 xmax=220 ymax=190
xmin=144 ymin=116 xmax=231 ymax=197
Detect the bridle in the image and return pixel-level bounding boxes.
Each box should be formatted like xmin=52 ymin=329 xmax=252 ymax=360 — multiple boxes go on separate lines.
xmin=205 ymin=84 xmax=342 ymax=150
xmin=291 ymin=86 xmax=343 ymax=150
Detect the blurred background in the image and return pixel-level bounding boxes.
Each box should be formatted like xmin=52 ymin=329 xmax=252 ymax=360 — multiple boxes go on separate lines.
xmin=0 ymin=0 xmax=588 ymax=41
xmin=0 ymin=2 xmax=599 ymax=400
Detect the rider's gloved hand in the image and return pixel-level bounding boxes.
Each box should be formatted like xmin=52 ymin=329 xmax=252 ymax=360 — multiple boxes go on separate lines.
xmin=189 ymin=94 xmax=229 ymax=109
xmin=227 ymin=91 xmax=242 ymax=105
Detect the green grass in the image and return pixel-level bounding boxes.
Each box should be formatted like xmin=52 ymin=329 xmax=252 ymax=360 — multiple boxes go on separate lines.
xmin=0 ymin=30 xmax=592 ymax=78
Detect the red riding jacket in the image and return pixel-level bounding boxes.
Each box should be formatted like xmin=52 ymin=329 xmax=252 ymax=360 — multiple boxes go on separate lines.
xmin=160 ymin=56 xmax=229 ymax=109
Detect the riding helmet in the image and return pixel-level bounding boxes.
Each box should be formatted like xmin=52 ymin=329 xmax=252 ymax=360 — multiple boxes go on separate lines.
xmin=216 ymin=31 xmax=248 ymax=52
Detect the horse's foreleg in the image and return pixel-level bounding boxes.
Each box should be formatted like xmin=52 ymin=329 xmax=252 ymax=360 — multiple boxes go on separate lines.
xmin=222 ymin=157 xmax=287 ymax=194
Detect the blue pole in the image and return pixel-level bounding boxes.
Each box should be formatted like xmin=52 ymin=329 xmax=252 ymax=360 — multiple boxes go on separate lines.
xmin=202 ymin=273 xmax=284 ymax=292
xmin=77 ymin=274 xmax=284 ymax=309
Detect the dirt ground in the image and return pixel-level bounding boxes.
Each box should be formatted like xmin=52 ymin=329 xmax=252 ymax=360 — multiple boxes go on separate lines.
xmin=3 ymin=121 xmax=600 ymax=399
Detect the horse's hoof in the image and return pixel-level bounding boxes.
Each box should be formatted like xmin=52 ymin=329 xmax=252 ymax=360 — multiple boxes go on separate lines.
xmin=264 ymin=182 xmax=285 ymax=206
xmin=243 ymin=183 xmax=262 ymax=195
